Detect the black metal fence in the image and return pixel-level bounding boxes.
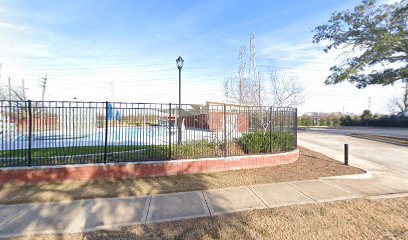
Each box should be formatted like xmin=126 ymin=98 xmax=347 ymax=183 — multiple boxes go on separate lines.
xmin=0 ymin=100 xmax=297 ymax=168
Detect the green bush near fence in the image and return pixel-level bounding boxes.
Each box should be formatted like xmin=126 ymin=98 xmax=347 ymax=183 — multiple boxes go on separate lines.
xmin=239 ymin=131 xmax=295 ymax=154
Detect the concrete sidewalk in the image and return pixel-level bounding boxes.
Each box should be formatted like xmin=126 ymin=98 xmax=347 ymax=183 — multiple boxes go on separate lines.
xmin=1 ymin=175 xmax=408 ymax=239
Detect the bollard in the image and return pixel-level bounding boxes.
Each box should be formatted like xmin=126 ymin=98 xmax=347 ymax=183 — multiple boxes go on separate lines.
xmin=344 ymin=144 xmax=349 ymax=165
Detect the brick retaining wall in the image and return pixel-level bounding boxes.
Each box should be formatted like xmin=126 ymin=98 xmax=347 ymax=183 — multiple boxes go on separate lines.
xmin=0 ymin=149 xmax=299 ymax=185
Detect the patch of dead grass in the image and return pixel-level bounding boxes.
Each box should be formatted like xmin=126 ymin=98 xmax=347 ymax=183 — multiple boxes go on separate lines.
xmin=12 ymin=197 xmax=408 ymax=240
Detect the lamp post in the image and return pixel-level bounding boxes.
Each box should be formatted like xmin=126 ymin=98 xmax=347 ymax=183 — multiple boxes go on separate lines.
xmin=176 ymin=56 xmax=184 ymax=145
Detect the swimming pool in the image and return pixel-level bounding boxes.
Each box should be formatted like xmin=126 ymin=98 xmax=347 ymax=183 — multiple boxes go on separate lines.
xmin=4 ymin=127 xmax=176 ymax=150
xmin=1 ymin=126 xmax=218 ymax=151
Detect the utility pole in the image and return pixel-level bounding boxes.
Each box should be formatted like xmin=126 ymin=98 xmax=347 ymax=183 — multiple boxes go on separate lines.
xmin=7 ymin=77 xmax=12 ymax=140
xmin=40 ymin=74 xmax=47 ymax=101
xmin=22 ymin=79 xmax=27 ymax=101
xmin=258 ymin=72 xmax=261 ymax=106
xmin=22 ymin=79 xmax=28 ymax=117
xmin=402 ymin=79 xmax=408 ymax=112
xmin=368 ymin=96 xmax=372 ymax=111
xmin=109 ymin=80 xmax=114 ymax=100
xmin=8 ymin=77 xmax=11 ymax=101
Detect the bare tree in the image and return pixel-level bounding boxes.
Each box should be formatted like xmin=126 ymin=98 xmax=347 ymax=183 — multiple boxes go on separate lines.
xmin=224 ymin=41 xmax=265 ymax=106
xmin=223 ymin=73 xmax=264 ymax=106
xmin=0 ymin=85 xmax=26 ymax=101
xmin=0 ymin=84 xmax=30 ymax=116
xmin=268 ymin=69 xmax=306 ymax=107
xmin=388 ymin=80 xmax=408 ymax=114
xmin=223 ymin=34 xmax=306 ymax=135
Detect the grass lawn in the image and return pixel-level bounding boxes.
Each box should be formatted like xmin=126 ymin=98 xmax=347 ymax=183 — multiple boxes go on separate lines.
xmin=0 ymin=145 xmax=169 ymax=167
xmin=0 ymin=147 xmax=363 ymax=205
xmin=0 ymin=145 xmax=158 ymax=158
xmin=11 ymin=196 xmax=408 ymax=240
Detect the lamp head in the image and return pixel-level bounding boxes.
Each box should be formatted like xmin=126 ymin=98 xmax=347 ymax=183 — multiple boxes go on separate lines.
xmin=176 ymin=56 xmax=184 ymax=70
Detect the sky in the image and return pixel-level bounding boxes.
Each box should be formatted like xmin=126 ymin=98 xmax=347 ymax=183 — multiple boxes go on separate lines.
xmin=0 ymin=0 xmax=405 ymax=115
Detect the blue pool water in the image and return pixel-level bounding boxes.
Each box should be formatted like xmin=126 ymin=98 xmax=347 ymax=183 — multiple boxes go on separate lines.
xmin=15 ymin=126 xmax=174 ymax=144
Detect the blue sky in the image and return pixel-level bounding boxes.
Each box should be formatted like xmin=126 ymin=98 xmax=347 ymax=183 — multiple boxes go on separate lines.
xmin=0 ymin=0 xmax=404 ymax=114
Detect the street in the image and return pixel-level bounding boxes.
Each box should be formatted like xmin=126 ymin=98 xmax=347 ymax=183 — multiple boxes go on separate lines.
xmin=298 ymin=127 xmax=408 ymax=178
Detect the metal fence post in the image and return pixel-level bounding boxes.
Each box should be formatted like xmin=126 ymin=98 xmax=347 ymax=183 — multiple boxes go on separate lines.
xmin=223 ymin=104 xmax=227 ymax=157
xmin=269 ymin=107 xmax=273 ymax=153
xmin=27 ymin=100 xmax=32 ymax=167
xmin=294 ymin=108 xmax=298 ymax=149
xmin=104 ymin=101 xmax=109 ymax=164
xmin=169 ymin=103 xmax=172 ymax=160
xmin=344 ymin=144 xmax=349 ymax=165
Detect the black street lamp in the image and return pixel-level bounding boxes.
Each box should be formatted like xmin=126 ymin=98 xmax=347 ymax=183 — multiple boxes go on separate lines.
xmin=176 ymin=56 xmax=184 ymax=145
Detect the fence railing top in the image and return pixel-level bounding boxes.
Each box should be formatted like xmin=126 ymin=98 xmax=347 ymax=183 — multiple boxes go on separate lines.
xmin=0 ymin=99 xmax=297 ymax=111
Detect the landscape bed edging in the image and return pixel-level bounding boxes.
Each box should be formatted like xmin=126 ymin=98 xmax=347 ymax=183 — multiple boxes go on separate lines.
xmin=0 ymin=149 xmax=299 ymax=185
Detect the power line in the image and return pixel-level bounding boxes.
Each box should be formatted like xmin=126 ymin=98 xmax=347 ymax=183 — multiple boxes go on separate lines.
xmin=18 ymin=61 xmax=330 ymax=74
xmin=22 ymin=62 xmax=237 ymax=71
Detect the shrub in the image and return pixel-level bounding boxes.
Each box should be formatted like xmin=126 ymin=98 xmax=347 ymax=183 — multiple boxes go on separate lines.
xmin=170 ymin=140 xmax=217 ymax=159
xmin=239 ymin=131 xmax=295 ymax=154
xmin=332 ymin=117 xmax=341 ymax=126
xmin=298 ymin=116 xmax=312 ymax=126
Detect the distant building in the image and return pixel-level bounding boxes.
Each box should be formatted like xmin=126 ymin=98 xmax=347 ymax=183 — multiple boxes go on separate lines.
xmin=182 ymin=102 xmax=259 ymax=133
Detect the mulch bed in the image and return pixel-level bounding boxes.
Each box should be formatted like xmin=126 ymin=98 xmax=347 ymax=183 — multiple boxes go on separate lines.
xmin=0 ymin=146 xmax=364 ymax=205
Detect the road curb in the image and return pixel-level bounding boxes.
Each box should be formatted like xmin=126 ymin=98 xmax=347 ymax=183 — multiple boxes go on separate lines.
xmin=368 ymin=192 xmax=408 ymax=200
xmin=350 ymin=135 xmax=408 ymax=147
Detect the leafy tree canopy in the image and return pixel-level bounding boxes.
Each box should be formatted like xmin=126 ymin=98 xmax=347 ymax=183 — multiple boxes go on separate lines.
xmin=313 ymin=0 xmax=407 ymax=88
xmin=361 ymin=109 xmax=373 ymax=120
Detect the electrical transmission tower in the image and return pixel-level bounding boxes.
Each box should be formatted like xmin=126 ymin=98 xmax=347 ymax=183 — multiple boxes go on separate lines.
xmin=248 ymin=31 xmax=261 ymax=105
xmin=249 ymin=31 xmax=257 ymax=80
xmin=238 ymin=45 xmax=246 ymax=104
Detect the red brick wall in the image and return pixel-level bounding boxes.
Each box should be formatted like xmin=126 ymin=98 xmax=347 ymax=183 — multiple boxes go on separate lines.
xmin=184 ymin=114 xmax=209 ymax=129
xmin=208 ymin=112 xmax=223 ymax=132
xmin=0 ymin=150 xmax=299 ymax=185
xmin=208 ymin=112 xmax=249 ymax=132
xmin=13 ymin=116 xmax=59 ymax=132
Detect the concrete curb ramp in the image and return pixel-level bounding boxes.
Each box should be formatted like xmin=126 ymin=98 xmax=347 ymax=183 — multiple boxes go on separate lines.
xmin=1 ymin=177 xmax=408 ymax=238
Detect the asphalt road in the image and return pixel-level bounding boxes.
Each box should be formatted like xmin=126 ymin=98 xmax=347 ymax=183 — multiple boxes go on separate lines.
xmin=298 ymin=127 xmax=408 ymax=178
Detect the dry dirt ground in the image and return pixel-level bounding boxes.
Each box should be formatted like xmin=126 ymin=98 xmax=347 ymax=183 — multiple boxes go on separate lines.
xmin=12 ymin=196 xmax=408 ymax=240
xmin=0 ymin=146 xmax=363 ymax=205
